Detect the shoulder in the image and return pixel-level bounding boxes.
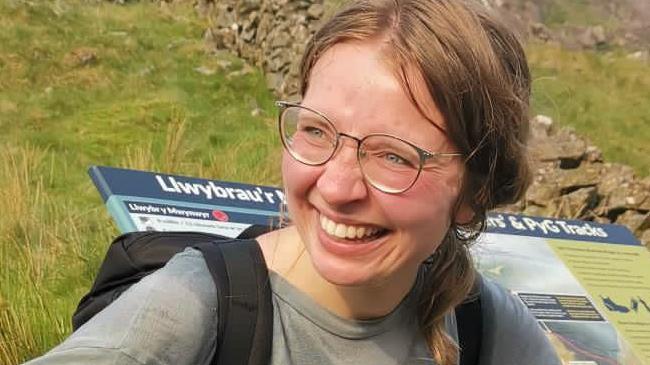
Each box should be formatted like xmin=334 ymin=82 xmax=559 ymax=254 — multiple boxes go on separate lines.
xmin=30 ymin=248 xmax=218 ymax=365
xmin=111 ymin=247 xmax=220 ymax=352
xmin=148 ymin=247 xmax=217 ymax=297
xmin=478 ymin=275 xmax=561 ymax=365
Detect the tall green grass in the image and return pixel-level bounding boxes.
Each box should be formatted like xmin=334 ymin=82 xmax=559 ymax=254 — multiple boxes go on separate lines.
xmin=0 ymin=145 xmax=115 ymax=364
xmin=0 ymin=0 xmax=648 ymax=364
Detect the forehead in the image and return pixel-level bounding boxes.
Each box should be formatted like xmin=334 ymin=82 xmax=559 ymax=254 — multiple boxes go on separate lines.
xmin=302 ymin=41 xmax=449 ymax=149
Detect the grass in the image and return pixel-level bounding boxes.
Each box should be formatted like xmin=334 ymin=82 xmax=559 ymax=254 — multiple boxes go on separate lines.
xmin=528 ymin=42 xmax=650 ymax=176
xmin=0 ymin=144 xmax=115 ymax=364
xmin=538 ymin=0 xmax=617 ymax=28
xmin=0 ymin=0 xmax=648 ymax=364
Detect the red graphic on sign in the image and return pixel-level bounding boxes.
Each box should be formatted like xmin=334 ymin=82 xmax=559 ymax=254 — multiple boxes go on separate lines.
xmin=211 ymin=210 xmax=229 ymax=222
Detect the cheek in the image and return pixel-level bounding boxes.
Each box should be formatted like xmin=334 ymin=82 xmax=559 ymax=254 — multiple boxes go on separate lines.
xmin=282 ymin=152 xmax=319 ymax=211
xmin=385 ymin=171 xmax=462 ymax=252
xmin=388 ymin=192 xmax=454 ymax=236
xmin=281 ymin=152 xmax=293 ymax=190
xmin=281 ymin=153 xmax=299 ymax=209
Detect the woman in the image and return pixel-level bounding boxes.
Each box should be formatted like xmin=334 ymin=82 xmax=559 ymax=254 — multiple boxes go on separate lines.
xmin=25 ymin=0 xmax=560 ymax=364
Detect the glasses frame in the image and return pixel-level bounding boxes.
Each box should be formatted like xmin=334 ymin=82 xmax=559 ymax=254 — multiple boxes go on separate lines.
xmin=276 ymin=101 xmax=463 ymax=194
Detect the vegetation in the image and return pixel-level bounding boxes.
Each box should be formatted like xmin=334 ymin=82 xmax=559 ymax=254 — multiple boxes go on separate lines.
xmin=528 ymin=43 xmax=650 ymax=176
xmin=0 ymin=0 xmax=647 ymax=364
xmin=537 ymin=0 xmax=616 ymax=27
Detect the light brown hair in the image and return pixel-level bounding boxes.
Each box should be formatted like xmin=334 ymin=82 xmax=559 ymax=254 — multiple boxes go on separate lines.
xmin=299 ymin=0 xmax=532 ymax=363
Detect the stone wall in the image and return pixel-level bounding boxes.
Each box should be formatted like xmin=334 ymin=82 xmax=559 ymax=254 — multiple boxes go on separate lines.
xmin=200 ymin=0 xmax=650 ymax=247
xmin=200 ymin=0 xmax=326 ymax=99
xmin=503 ymin=116 xmax=650 ymax=246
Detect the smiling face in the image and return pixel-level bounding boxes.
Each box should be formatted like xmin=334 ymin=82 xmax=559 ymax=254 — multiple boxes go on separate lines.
xmin=282 ymin=40 xmax=466 ymax=289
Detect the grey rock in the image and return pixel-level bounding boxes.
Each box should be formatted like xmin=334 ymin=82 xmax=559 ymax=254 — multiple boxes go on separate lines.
xmin=270 ymin=32 xmax=291 ymax=48
xmin=530 ymin=127 xmax=587 ymax=166
xmin=194 ymin=66 xmax=216 ymax=75
xmin=577 ymin=26 xmax=608 ymax=48
xmin=211 ymin=28 xmax=236 ymax=49
xmin=241 ymin=26 xmax=256 ymax=42
xmin=555 ymin=187 xmax=599 ymax=219
xmin=525 ymin=181 xmax=561 ymax=206
xmin=598 ymin=163 xmax=636 ymax=196
xmin=601 ymin=181 xmax=650 ymax=213
xmin=641 ymin=229 xmax=650 ymax=248
xmin=591 ymin=25 xmax=607 ymax=45
xmin=307 ymin=3 xmax=324 ymax=19
xmin=195 ymin=0 xmax=213 ymax=18
xmin=584 ymin=145 xmax=603 ymax=163
xmin=521 ymin=204 xmax=551 ymax=218
xmin=615 ymin=210 xmax=650 ymax=234
xmin=540 ymin=164 xmax=601 ymax=195
xmin=214 ymin=7 xmax=236 ymax=29
xmin=266 ymin=72 xmax=284 ymax=91
xmin=593 ymin=216 xmax=611 ymax=224
xmin=237 ymin=0 xmax=261 ymax=14
xmin=529 ymin=114 xmax=553 ymax=139
xmin=530 ymin=22 xmax=552 ymax=42
xmin=268 ymin=56 xmax=289 ymax=72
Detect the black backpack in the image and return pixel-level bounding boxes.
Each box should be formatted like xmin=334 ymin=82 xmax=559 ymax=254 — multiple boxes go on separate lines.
xmin=73 ymin=226 xmax=482 ymax=365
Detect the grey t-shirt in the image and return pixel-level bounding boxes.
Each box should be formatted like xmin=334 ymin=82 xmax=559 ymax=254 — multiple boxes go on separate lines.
xmin=24 ymin=247 xmax=559 ymax=365
xmin=269 ymin=266 xmax=448 ymax=364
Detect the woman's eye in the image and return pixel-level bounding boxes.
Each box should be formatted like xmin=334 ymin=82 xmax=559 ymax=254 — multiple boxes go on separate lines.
xmin=384 ymin=153 xmax=410 ymax=166
xmin=304 ymin=126 xmax=324 ymax=138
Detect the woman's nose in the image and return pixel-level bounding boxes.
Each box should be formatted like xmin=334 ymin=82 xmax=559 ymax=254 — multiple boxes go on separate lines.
xmin=316 ymin=142 xmax=368 ymax=206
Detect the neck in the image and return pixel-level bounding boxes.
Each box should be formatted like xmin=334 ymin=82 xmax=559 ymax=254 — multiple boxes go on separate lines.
xmin=260 ymin=227 xmax=419 ymax=320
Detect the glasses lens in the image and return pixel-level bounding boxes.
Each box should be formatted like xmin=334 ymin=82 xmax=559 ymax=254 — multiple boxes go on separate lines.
xmin=280 ymin=106 xmax=337 ymax=165
xmin=359 ymin=135 xmax=421 ymax=193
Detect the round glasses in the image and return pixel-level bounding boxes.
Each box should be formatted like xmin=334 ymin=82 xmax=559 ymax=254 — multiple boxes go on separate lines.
xmin=277 ymin=101 xmax=463 ymax=194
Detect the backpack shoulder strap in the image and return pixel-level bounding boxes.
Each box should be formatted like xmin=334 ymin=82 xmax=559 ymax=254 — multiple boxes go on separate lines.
xmin=237 ymin=224 xmax=274 ymax=239
xmin=456 ymin=275 xmax=483 ymax=365
xmin=193 ymin=237 xmax=272 ymax=365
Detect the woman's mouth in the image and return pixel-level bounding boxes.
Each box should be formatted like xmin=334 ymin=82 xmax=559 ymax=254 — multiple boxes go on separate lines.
xmin=319 ymin=214 xmax=387 ymax=241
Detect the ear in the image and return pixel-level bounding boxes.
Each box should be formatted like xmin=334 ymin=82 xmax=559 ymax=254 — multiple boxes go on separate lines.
xmin=454 ymin=201 xmax=475 ymax=226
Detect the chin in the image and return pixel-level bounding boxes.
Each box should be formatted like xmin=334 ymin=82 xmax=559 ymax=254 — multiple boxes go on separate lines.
xmin=308 ymin=242 xmax=395 ymax=288
xmin=311 ymin=258 xmax=377 ymax=287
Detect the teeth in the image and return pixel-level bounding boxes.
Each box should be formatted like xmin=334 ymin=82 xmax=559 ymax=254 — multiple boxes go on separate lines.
xmin=326 ymin=218 xmax=335 ymax=233
xmin=319 ymin=215 xmax=381 ymax=240
xmin=334 ymin=224 xmax=347 ymax=238
xmin=346 ymin=226 xmax=357 ymax=239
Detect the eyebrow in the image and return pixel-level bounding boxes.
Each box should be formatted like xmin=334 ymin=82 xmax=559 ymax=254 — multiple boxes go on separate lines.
xmin=292 ymin=101 xmax=456 ymax=154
